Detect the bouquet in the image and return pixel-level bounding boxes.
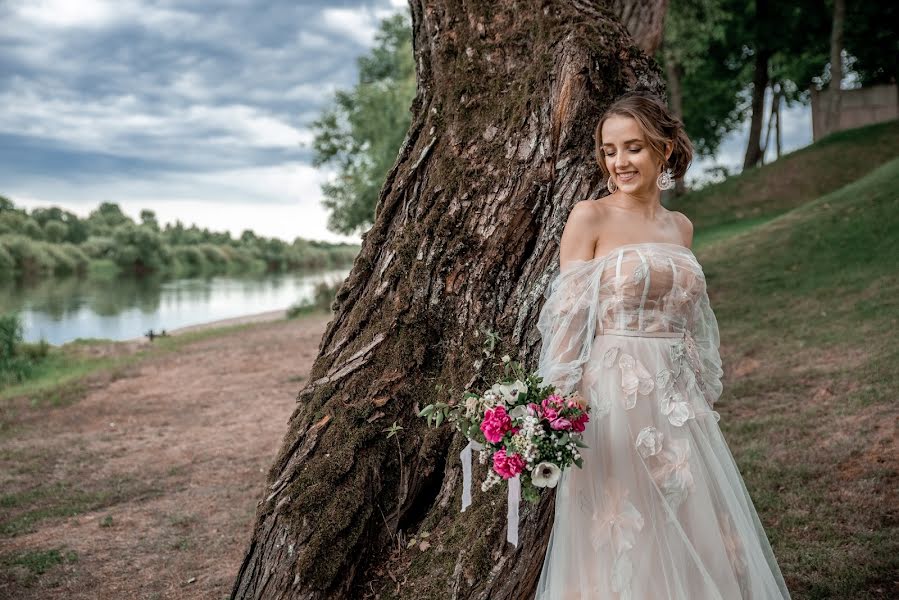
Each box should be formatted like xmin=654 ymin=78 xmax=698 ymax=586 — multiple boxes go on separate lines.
xmin=418 ymin=354 xmax=590 ymax=545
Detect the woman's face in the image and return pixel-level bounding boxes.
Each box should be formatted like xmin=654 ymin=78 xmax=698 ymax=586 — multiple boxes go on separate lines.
xmin=600 ymin=115 xmax=665 ymax=196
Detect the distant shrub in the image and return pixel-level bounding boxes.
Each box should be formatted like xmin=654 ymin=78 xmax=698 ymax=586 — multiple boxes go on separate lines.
xmin=0 ymin=235 xmax=55 ymax=276
xmin=172 ymin=245 xmax=207 ymax=275
xmin=197 ymin=244 xmax=229 ymax=267
xmin=286 ymin=279 xmax=342 ymax=318
xmin=0 ymin=244 xmax=14 ymax=273
xmin=80 ymin=236 xmax=116 ymax=260
xmin=0 ymin=314 xmax=47 ymax=386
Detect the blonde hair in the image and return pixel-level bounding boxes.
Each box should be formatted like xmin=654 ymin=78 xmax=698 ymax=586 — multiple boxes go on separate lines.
xmin=594 ymin=91 xmax=693 ymax=180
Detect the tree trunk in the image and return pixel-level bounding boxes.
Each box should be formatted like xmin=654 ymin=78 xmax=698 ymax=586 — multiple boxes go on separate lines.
xmin=774 ymin=87 xmax=782 ymax=159
xmin=614 ymin=0 xmax=670 ymax=56
xmin=663 ymin=44 xmax=687 ymax=197
xmin=742 ymin=0 xmax=769 ymax=170
xmin=826 ymin=0 xmax=845 ymax=134
xmin=761 ymin=84 xmax=777 ymax=165
xmin=231 ymin=1 xmax=666 ymax=599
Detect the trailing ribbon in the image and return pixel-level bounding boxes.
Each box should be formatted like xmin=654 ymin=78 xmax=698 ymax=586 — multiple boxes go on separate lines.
xmin=460 ymin=439 xmax=520 ymax=547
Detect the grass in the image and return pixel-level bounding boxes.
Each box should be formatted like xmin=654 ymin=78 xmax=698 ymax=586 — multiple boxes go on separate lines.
xmin=674 ymin=119 xmax=899 ymax=231
xmin=0 ymin=314 xmax=315 ymax=411
xmin=692 ymin=156 xmax=899 ymax=597
xmin=0 ymin=477 xmax=160 ymax=538
xmin=0 ymin=547 xmax=77 ymax=585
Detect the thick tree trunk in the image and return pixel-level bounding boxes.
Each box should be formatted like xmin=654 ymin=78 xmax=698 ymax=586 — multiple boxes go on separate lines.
xmin=231 ymin=1 xmax=666 ymax=599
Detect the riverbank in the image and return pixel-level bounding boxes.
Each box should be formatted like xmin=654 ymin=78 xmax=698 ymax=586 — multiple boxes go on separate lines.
xmin=0 ymin=309 xmax=332 ymax=598
xmin=130 ymin=309 xmax=288 ymax=342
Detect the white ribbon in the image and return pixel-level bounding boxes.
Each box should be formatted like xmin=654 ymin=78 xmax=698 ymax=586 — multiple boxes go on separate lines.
xmin=460 ymin=439 xmax=521 ymax=547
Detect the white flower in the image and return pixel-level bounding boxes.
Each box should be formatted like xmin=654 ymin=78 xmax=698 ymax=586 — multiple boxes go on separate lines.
xmin=492 ymin=380 xmax=528 ymax=404
xmin=508 ymin=404 xmax=528 ymax=420
xmin=481 ymin=470 xmax=502 ymax=492
xmin=635 ymin=426 xmax=664 ymax=458
xmin=501 ymin=354 xmax=511 ymax=363
xmin=531 ymin=462 xmax=562 ymax=488
xmin=660 ymin=389 xmax=694 ymax=427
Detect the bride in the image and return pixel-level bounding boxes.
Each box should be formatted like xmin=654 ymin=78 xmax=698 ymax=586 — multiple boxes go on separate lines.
xmin=533 ymin=92 xmax=791 ymax=599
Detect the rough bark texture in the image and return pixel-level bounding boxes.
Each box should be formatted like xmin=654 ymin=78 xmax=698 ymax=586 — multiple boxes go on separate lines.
xmin=231 ymin=1 xmax=666 ymax=598
xmin=614 ymin=0 xmax=669 ymax=56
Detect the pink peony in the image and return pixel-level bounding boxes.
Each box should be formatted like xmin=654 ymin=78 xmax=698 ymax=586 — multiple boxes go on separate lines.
xmin=492 ymin=448 xmax=526 ymax=479
xmin=480 ymin=405 xmax=513 ymax=443
xmin=549 ymin=417 xmax=572 ymax=430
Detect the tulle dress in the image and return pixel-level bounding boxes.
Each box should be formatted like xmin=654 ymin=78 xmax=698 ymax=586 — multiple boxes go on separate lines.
xmin=533 ymin=242 xmax=791 ymax=600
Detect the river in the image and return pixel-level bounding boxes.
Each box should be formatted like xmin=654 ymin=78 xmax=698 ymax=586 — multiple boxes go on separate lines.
xmin=2 ymin=268 xmax=350 ymax=345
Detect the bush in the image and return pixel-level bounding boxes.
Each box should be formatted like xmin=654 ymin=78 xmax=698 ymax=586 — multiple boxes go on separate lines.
xmin=80 ymin=236 xmax=115 ymax=260
xmin=286 ymin=279 xmax=342 ymax=318
xmin=172 ymin=245 xmax=207 ymax=275
xmin=0 ymin=314 xmax=46 ymax=386
xmin=0 ymin=235 xmax=55 ymax=276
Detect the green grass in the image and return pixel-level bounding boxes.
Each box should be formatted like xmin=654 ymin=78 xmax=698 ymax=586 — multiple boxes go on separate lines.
xmin=0 ymin=316 xmax=303 ymax=409
xmin=0 ymin=547 xmax=77 ymax=585
xmin=674 ymin=119 xmax=899 ymax=231
xmin=0 ymin=477 xmax=159 ymax=537
xmin=693 ymin=156 xmax=899 ymax=598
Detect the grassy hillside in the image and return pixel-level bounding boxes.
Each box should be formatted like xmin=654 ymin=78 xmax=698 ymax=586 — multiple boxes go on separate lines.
xmin=674 ymin=119 xmax=899 ymax=237
xmin=693 ymin=156 xmax=899 ymax=598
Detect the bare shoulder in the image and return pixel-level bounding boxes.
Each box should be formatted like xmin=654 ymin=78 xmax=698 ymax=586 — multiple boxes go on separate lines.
xmin=560 ymin=200 xmax=603 ymax=263
xmin=668 ymin=210 xmax=694 ymax=248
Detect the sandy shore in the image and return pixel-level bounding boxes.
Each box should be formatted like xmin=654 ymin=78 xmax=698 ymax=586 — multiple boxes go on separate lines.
xmin=130 ymin=308 xmax=289 ymax=343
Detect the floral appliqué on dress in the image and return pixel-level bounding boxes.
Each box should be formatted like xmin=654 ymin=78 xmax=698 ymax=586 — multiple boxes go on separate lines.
xmin=650 ymin=438 xmax=695 ymax=511
xmin=586 ymin=479 xmax=645 ymax=600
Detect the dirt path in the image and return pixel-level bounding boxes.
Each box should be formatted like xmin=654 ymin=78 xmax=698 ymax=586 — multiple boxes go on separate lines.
xmin=0 ymin=313 xmax=332 ymax=599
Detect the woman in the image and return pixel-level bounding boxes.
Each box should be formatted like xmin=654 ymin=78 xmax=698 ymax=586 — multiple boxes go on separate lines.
xmin=533 ymin=92 xmax=791 ymax=599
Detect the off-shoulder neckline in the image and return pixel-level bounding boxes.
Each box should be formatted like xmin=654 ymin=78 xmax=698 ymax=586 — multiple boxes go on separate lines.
xmin=564 ymin=242 xmax=696 ymax=268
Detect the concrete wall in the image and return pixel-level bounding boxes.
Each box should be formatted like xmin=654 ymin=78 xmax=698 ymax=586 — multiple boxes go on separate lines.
xmin=810 ymin=83 xmax=898 ymax=141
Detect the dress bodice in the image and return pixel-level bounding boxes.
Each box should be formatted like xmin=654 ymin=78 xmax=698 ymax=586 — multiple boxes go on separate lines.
xmin=536 ymin=242 xmax=722 ymax=405
xmin=588 ymin=243 xmax=705 ymax=334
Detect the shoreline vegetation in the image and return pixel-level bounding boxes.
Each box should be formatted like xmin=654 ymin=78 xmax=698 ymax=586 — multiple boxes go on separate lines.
xmin=0 ymin=197 xmax=360 ymax=282
xmin=0 ymin=276 xmax=341 ymax=395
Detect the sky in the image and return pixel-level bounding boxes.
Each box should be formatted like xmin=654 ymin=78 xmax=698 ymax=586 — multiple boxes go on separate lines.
xmin=1 ymin=0 xmax=814 ymax=244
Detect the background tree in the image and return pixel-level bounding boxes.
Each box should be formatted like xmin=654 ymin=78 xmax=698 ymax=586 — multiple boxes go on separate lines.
xmin=231 ymin=1 xmax=668 ymax=598
xmin=660 ymin=0 xmax=829 ymax=172
xmin=310 ymin=12 xmax=416 ymax=236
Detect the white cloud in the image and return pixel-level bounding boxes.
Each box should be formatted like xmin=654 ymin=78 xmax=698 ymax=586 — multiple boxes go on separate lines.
xmin=320 ymin=8 xmax=382 ymax=47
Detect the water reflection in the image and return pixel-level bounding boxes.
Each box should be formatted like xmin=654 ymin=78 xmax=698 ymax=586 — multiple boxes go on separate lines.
xmin=1 ymin=268 xmax=349 ymax=345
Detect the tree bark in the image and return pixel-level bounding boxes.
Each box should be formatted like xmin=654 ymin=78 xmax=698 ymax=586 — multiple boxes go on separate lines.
xmin=742 ymin=0 xmax=769 ymax=170
xmin=231 ymin=1 xmax=666 ymax=598
xmin=826 ymin=0 xmax=845 ymax=134
xmin=613 ymin=0 xmax=670 ymax=56
xmin=663 ymin=43 xmax=687 ymax=197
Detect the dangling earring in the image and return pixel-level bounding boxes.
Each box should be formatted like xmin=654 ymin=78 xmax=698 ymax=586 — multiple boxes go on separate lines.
xmin=656 ymin=166 xmax=675 ymax=191
xmin=606 ymin=175 xmax=617 ymax=194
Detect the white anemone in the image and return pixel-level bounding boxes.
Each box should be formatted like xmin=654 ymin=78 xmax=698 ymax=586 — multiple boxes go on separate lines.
xmin=492 ymin=379 xmax=529 ymax=404
xmin=531 ymin=461 xmax=562 ymax=488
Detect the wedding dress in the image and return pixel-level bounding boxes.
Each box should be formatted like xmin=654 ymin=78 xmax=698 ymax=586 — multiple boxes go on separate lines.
xmin=533 ymin=242 xmax=791 ymax=599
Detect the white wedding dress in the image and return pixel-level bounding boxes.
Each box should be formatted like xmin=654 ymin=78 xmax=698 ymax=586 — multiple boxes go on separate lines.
xmin=533 ymin=242 xmax=790 ymax=599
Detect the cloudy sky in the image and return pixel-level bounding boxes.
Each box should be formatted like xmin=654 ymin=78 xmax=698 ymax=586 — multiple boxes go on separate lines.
xmin=1 ymin=0 xmax=813 ymax=245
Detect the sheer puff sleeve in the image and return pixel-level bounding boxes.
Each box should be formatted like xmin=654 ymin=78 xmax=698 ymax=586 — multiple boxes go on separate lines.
xmin=687 ymin=286 xmax=724 ymax=408
xmin=536 ymin=260 xmax=602 ymax=396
